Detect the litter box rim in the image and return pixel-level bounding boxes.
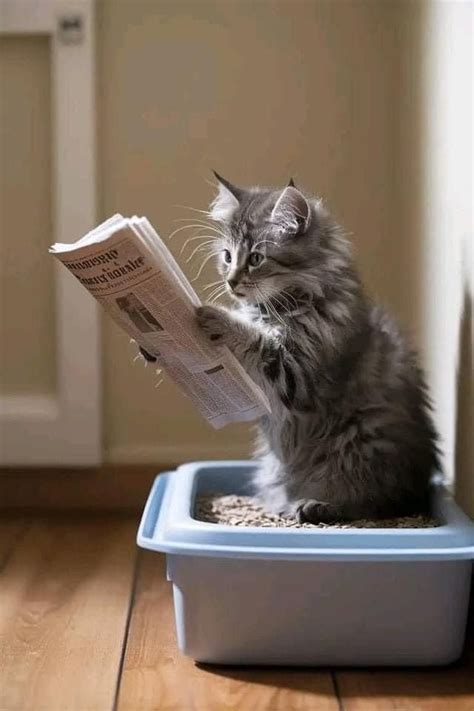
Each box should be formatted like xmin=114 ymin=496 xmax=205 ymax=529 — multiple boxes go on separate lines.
xmin=137 ymin=461 xmax=474 ymax=562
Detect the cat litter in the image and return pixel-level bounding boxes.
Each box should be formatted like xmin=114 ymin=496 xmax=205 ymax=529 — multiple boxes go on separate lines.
xmin=195 ymin=493 xmax=439 ymax=529
xmin=138 ymin=461 xmax=474 ymax=666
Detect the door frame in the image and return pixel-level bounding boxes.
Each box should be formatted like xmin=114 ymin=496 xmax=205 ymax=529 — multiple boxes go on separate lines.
xmin=0 ymin=0 xmax=101 ymax=465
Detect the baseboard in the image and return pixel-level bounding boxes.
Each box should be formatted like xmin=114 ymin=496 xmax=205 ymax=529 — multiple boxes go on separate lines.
xmin=0 ymin=444 xmax=252 ymax=511
xmin=0 ymin=465 xmax=166 ymax=512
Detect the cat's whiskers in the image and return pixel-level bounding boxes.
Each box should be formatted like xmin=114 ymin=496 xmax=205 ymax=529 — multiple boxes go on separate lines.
xmin=279 ymin=290 xmax=299 ymax=310
xmin=271 ymin=295 xmax=298 ymax=335
xmin=206 ymin=283 xmax=227 ymax=300
xmin=167 ymin=223 xmax=210 ymax=242
xmin=174 ymin=204 xmax=213 ymax=217
xmin=203 ymin=279 xmax=224 ymax=291
xmin=179 ymin=234 xmax=216 ymax=255
xmin=254 ymin=296 xmax=264 ymax=324
xmin=270 ymin=291 xmax=292 ymax=315
xmin=209 ymin=293 xmax=227 ymax=305
xmin=174 ymin=217 xmax=228 ymax=240
xmin=256 ymin=286 xmax=286 ymax=330
xmin=208 ymin=285 xmax=228 ymax=304
xmin=258 ymin=293 xmax=272 ymax=325
xmin=271 ymin=294 xmax=293 ymax=322
xmin=186 ymin=240 xmax=216 ymax=263
xmin=267 ymin=300 xmax=286 ymax=329
xmin=191 ymin=250 xmax=222 ymax=282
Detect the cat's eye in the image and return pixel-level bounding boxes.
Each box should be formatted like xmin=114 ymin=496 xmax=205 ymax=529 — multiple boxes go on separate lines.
xmin=249 ymin=252 xmax=264 ymax=267
xmin=223 ymin=249 xmax=232 ymax=264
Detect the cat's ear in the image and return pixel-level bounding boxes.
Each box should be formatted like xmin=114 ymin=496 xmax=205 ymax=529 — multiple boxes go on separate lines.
xmin=271 ymin=186 xmax=310 ymax=236
xmin=209 ymin=171 xmax=243 ymax=222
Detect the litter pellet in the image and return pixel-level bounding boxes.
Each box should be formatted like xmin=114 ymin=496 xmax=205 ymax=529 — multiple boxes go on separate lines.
xmin=195 ymin=494 xmax=439 ymax=529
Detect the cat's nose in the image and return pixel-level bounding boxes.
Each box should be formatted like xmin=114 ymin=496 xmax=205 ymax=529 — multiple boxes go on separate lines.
xmin=227 ymin=278 xmax=238 ymax=291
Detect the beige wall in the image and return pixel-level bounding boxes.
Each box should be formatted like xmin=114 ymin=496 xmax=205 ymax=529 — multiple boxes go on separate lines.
xmin=98 ymin=0 xmax=403 ymax=463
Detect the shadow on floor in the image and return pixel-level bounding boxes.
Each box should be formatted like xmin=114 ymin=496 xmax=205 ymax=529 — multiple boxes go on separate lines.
xmin=196 ymin=583 xmax=474 ymax=698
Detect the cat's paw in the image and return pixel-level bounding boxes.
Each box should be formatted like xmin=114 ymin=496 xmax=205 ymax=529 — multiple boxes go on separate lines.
xmin=296 ymin=499 xmax=340 ymax=525
xmin=196 ymin=305 xmax=230 ymax=343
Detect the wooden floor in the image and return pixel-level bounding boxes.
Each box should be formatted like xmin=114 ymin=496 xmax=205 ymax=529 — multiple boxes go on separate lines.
xmin=1 ymin=515 xmax=473 ymax=711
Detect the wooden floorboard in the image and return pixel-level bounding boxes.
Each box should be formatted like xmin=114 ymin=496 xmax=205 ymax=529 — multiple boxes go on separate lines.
xmin=336 ymin=670 xmax=474 ymax=711
xmin=116 ymin=551 xmax=339 ymax=711
xmin=1 ymin=515 xmax=473 ymax=711
xmin=0 ymin=515 xmax=138 ymax=711
xmin=336 ymin=590 xmax=474 ymax=711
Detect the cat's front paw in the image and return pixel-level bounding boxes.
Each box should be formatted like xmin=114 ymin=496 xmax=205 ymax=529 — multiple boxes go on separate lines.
xmin=296 ymin=499 xmax=340 ymax=525
xmin=196 ymin=305 xmax=230 ymax=343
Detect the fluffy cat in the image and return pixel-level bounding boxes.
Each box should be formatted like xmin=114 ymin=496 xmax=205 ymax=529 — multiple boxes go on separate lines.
xmin=196 ymin=174 xmax=440 ymax=523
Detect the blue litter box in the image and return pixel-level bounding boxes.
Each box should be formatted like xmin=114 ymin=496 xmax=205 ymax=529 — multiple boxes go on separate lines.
xmin=137 ymin=461 xmax=474 ymax=666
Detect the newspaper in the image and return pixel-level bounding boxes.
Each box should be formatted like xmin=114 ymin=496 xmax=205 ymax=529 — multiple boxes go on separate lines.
xmin=49 ymin=214 xmax=270 ymax=428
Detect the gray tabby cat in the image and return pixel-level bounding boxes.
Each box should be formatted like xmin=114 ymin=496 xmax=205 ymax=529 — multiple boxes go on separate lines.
xmin=196 ymin=173 xmax=439 ymax=523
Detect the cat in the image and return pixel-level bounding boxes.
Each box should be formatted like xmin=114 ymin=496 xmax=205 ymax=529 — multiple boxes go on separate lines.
xmin=195 ymin=173 xmax=440 ymax=523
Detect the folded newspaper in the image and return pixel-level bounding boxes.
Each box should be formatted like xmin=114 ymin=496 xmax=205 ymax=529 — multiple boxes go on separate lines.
xmin=49 ymin=214 xmax=270 ymax=428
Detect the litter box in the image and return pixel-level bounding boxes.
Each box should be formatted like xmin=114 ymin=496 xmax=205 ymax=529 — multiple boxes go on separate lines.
xmin=137 ymin=461 xmax=474 ymax=666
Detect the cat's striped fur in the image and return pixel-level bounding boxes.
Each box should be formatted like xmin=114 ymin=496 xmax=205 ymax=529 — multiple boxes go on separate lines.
xmin=196 ymin=176 xmax=439 ymax=523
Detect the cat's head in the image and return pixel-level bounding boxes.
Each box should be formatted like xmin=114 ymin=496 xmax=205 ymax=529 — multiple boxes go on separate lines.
xmin=209 ymin=172 xmax=329 ymax=304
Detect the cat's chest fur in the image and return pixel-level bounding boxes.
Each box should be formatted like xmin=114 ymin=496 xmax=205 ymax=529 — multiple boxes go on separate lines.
xmin=235 ymin=299 xmax=434 ymax=518
xmin=238 ymin=301 xmax=325 ymax=436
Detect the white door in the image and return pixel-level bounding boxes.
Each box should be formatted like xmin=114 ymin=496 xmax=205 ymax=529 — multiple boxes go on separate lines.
xmin=0 ymin=0 xmax=101 ymax=465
